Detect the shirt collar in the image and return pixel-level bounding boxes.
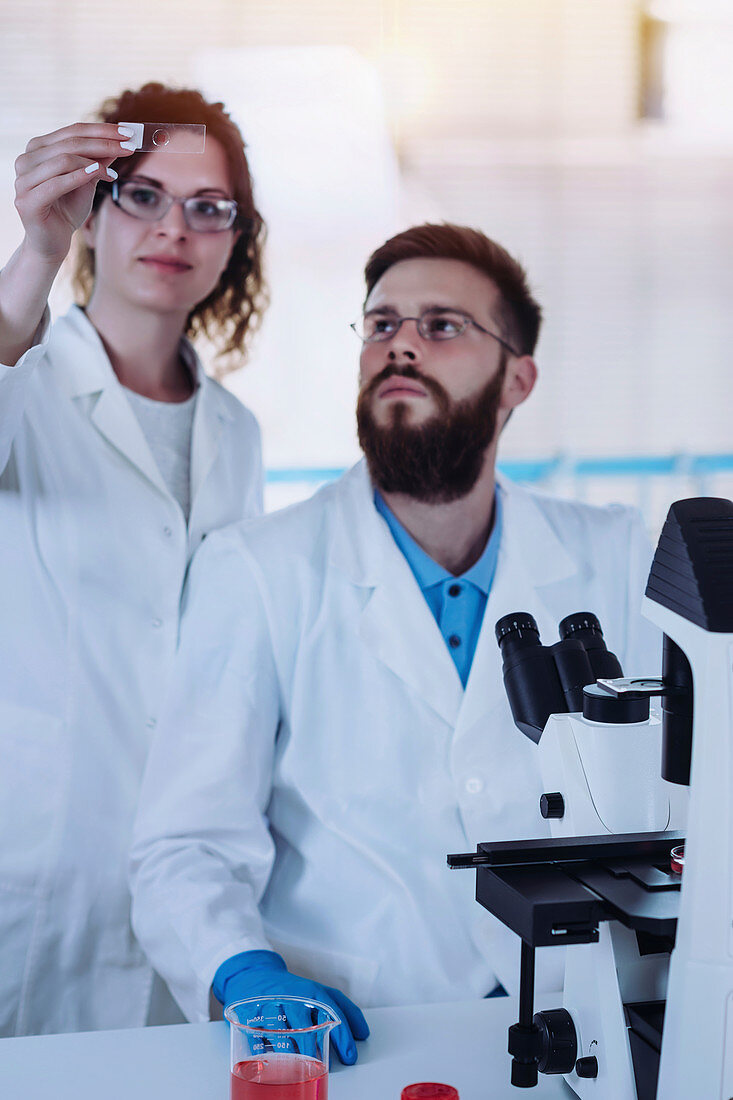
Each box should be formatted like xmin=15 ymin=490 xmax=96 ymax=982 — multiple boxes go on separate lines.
xmin=374 ymin=487 xmax=502 ymax=595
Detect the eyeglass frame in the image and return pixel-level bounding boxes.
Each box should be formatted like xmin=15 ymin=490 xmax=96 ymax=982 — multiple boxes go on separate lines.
xmin=350 ymin=308 xmax=520 ymax=356
xmin=100 ymin=178 xmax=242 ymax=233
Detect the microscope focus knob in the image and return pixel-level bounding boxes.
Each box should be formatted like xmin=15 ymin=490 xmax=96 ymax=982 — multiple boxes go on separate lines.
xmin=575 ymin=1056 xmax=599 ymax=1079
xmin=540 ymin=792 xmax=565 ymax=819
xmin=532 ymin=1009 xmax=578 ymax=1074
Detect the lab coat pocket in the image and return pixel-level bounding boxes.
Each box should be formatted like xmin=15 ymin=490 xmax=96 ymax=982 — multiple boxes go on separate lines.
xmin=0 ymin=704 xmax=66 ymax=895
xmin=0 ymin=891 xmax=40 ymax=1035
xmin=0 ymin=706 xmax=66 ymax=1034
xmin=272 ymin=939 xmax=379 ymax=1010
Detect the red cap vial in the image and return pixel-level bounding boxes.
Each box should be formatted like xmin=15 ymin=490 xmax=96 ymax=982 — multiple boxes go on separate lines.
xmin=670 ymin=845 xmax=685 ymax=874
xmin=401 ymin=1086 xmax=459 ymax=1099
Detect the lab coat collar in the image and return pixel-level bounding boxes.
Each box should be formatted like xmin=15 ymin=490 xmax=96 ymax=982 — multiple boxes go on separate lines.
xmin=330 ymin=461 xmax=464 ymax=725
xmin=188 ymin=365 xmax=234 ymax=516
xmin=51 ymin=306 xmax=233 ymax=507
xmin=329 ymin=462 xmax=578 ymax=592
xmin=328 ymin=460 xmax=403 ymax=586
xmin=457 ymin=473 xmax=580 ymax=737
xmin=328 ymin=461 xmax=581 ymax=730
xmin=53 ymin=305 xmax=211 ymax=398
xmin=493 ymin=471 xmax=578 ymax=589
xmin=48 ymin=305 xmax=106 ymax=398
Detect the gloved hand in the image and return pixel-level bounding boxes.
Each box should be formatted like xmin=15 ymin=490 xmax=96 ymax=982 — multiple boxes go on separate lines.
xmin=213 ymin=949 xmax=369 ymax=1065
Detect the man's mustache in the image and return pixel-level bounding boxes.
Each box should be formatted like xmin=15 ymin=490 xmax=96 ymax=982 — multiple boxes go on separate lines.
xmin=361 ymin=363 xmax=447 ymax=402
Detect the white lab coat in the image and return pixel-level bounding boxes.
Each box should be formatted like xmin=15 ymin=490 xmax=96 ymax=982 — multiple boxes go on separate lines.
xmin=0 ymin=305 xmax=262 ymax=1036
xmin=130 ymin=460 xmax=660 ymax=1021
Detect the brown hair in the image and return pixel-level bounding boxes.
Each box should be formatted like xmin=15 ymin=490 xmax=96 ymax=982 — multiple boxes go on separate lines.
xmin=71 ymin=82 xmax=267 ymax=375
xmin=364 ymin=223 xmax=541 ymax=355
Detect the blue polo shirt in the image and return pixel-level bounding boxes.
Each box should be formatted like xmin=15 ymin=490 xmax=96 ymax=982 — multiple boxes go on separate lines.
xmin=374 ymin=488 xmax=503 ymax=687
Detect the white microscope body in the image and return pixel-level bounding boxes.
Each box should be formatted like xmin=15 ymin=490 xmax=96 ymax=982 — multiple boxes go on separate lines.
xmin=537 ymin=499 xmax=733 ymax=1100
xmin=537 ymin=706 xmax=685 ymax=1100
xmin=647 ymin=595 xmax=733 ymax=1100
xmin=450 ymin=497 xmax=733 ymax=1099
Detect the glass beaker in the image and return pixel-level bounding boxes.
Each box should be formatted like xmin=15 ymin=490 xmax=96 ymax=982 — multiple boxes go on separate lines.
xmin=225 ymin=995 xmax=340 ymax=1099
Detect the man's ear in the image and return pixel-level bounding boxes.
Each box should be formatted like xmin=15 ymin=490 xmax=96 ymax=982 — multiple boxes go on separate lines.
xmin=501 ymin=354 xmax=537 ymax=413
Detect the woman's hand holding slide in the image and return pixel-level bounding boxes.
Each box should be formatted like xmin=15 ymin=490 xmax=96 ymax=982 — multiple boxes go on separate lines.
xmin=1 ymin=123 xmax=134 ymax=364
xmin=13 ymin=123 xmax=136 ymax=264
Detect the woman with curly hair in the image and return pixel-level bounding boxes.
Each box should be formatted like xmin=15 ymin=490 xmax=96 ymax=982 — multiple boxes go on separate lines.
xmin=0 ymin=83 xmax=267 ymax=1035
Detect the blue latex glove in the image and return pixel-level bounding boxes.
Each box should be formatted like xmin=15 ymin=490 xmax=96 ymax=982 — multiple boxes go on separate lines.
xmin=213 ymin=949 xmax=369 ymax=1065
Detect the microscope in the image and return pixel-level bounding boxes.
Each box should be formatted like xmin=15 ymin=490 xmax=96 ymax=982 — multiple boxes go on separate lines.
xmin=449 ymin=497 xmax=733 ymax=1099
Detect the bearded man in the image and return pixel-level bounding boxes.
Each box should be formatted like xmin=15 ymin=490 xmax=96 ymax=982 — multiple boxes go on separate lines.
xmin=130 ymin=224 xmax=659 ymax=1065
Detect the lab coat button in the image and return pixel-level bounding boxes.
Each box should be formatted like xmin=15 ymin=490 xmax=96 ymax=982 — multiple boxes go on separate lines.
xmin=466 ymin=777 xmax=483 ymax=794
xmin=152 ymin=617 xmax=163 ymax=628
xmin=146 ymin=717 xmax=157 ymax=729
xmin=163 ymin=526 xmax=173 ymax=537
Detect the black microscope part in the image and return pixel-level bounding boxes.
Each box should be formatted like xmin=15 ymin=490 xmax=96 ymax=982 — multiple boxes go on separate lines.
xmin=533 ymin=1008 xmax=578 ymax=1074
xmin=495 ymin=612 xmax=541 ymax=645
xmin=661 ymin=635 xmax=693 ymax=786
xmin=496 ymin=613 xmax=566 ymax=743
xmin=496 ymin=611 xmax=626 ymax=740
xmin=575 ymin=1055 xmax=599 ymax=1079
xmin=558 ymin=611 xmax=603 ymax=638
xmin=646 ymin=496 xmax=733 ymax=633
xmin=540 ymin=792 xmax=565 ymax=819
xmin=549 ymin=638 xmax=595 ymax=713
xmin=558 ymin=612 xmax=623 ymax=682
xmin=583 ymin=682 xmax=651 ymax=724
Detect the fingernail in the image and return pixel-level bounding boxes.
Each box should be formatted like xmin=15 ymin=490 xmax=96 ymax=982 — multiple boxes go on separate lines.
xmin=85 ymin=162 xmax=100 ymax=175
xmin=118 ymin=122 xmax=143 ymax=151
xmin=106 ymin=167 xmax=118 ymax=180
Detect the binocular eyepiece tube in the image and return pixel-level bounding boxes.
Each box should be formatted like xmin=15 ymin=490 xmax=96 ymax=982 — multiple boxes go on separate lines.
xmin=495 ymin=612 xmax=624 ymax=742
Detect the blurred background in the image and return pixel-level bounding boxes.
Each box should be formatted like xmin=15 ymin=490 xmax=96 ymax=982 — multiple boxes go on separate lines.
xmin=2 ymin=0 xmax=732 ymax=530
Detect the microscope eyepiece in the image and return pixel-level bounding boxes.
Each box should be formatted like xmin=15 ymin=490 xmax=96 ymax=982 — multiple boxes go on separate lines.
xmin=558 ymin=611 xmax=623 ymax=683
xmin=558 ymin=612 xmax=603 ymax=639
xmin=496 ymin=610 xmax=626 ymax=740
xmin=495 ymin=613 xmax=567 ymax=743
xmin=495 ymin=613 xmax=540 ymax=647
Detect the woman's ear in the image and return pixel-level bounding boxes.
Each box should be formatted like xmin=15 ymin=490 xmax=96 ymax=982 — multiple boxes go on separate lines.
xmin=80 ymin=210 xmax=98 ymax=250
xmin=224 ymin=227 xmax=241 ymax=269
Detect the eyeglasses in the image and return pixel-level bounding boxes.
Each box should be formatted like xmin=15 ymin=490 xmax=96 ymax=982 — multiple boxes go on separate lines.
xmin=106 ymin=179 xmax=239 ymax=233
xmin=350 ymin=308 xmax=519 ymax=355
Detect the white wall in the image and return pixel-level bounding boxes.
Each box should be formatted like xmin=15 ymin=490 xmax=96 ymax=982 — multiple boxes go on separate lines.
xmin=2 ymin=0 xmax=732 ymax=531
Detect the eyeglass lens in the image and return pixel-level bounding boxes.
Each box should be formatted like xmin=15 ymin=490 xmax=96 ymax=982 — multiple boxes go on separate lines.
xmin=114 ymin=181 xmax=237 ymax=231
xmin=360 ymin=309 xmax=469 ymax=342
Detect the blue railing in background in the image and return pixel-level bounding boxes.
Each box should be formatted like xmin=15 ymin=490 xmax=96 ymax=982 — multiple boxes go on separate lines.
xmin=264 ymin=454 xmax=733 ymax=532
xmin=266 ymin=454 xmax=733 ymax=486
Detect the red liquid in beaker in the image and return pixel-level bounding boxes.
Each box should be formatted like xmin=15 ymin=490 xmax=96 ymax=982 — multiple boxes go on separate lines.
xmin=231 ymin=1055 xmax=328 ymax=1099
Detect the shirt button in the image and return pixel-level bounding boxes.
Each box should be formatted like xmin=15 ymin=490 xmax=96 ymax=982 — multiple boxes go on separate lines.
xmin=152 ymin=617 xmax=163 ymax=629
xmin=466 ymin=777 xmax=484 ymax=794
xmin=448 ymin=584 xmax=461 ymax=597
xmin=448 ymin=634 xmax=461 ymax=649
xmin=163 ymin=526 xmax=173 ymax=538
xmin=146 ymin=717 xmax=157 ymax=730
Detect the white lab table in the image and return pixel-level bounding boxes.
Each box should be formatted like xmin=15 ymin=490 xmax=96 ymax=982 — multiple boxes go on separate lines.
xmin=0 ymin=997 xmax=576 ymax=1100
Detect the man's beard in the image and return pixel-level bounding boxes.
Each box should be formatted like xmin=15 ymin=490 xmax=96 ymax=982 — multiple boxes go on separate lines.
xmin=356 ymin=358 xmax=506 ymax=504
